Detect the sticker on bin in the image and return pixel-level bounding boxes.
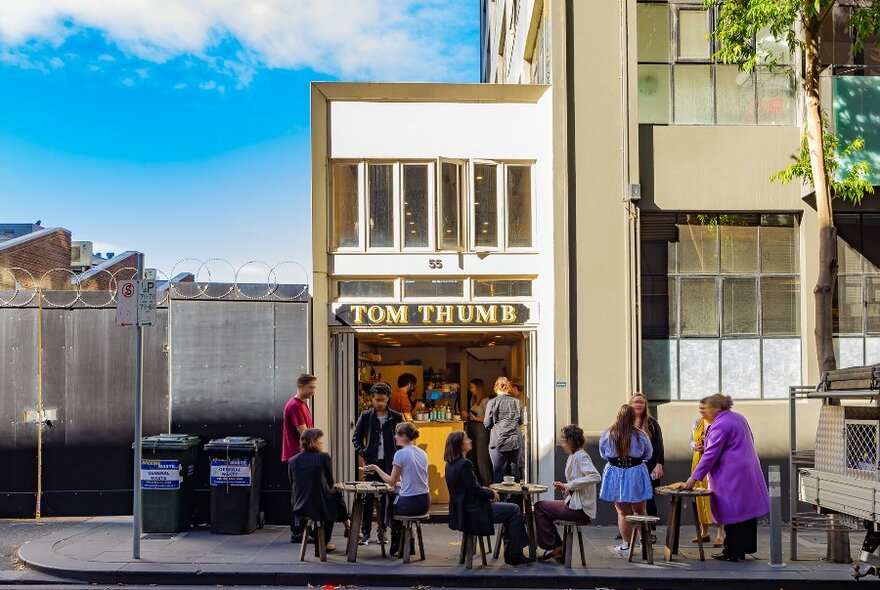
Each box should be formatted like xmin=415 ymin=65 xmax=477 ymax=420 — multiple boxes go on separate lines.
xmin=210 ymin=458 xmax=252 ymax=486
xmin=140 ymin=459 xmax=182 ymax=489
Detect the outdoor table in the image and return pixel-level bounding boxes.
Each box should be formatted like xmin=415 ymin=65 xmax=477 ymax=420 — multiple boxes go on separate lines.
xmin=489 ymin=483 xmax=548 ymax=560
xmin=655 ymin=486 xmax=713 ymax=562
xmin=336 ymin=481 xmax=393 ymax=563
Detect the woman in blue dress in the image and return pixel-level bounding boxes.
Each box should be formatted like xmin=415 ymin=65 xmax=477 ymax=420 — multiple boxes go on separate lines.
xmin=599 ymin=404 xmax=654 ymax=553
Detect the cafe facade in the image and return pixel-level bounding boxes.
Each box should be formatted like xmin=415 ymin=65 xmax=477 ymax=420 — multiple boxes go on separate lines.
xmin=310 ymin=83 xmax=558 ymax=509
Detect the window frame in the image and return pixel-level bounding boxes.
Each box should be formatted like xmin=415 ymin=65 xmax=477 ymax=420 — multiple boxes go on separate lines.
xmin=503 ymin=161 xmax=537 ymax=251
xmin=437 ymin=158 xmax=469 ymax=253
xmin=471 ymin=277 xmax=535 ymax=300
xmin=365 ymin=161 xmax=400 ymax=252
xmin=470 ymin=159 xmax=503 ymax=252
xmin=401 ymin=277 xmax=469 ymax=301
xmin=329 ymin=160 xmax=366 ymax=253
xmin=333 ymin=278 xmax=400 ymax=302
xmin=400 ymin=161 xmax=437 ymax=252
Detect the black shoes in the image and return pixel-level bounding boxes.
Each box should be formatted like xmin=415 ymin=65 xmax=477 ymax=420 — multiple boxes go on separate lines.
xmin=711 ymin=552 xmax=743 ymax=562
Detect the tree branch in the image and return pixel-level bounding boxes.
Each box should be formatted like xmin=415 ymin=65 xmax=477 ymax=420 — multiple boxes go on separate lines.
xmin=817 ymin=0 xmax=837 ymax=27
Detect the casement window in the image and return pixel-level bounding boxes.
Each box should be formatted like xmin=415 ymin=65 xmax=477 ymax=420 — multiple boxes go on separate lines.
xmin=330 ymin=159 xmax=535 ymax=253
xmin=640 ymin=213 xmax=801 ymax=400
xmin=833 ymin=214 xmax=880 ymax=367
xmin=636 ymin=1 xmax=796 ymax=125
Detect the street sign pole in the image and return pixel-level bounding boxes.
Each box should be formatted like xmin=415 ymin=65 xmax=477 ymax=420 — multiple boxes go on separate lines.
xmin=132 ymin=254 xmax=144 ymax=560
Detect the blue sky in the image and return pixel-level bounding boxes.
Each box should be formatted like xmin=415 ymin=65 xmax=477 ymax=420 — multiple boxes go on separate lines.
xmin=0 ymin=1 xmax=480 ymax=283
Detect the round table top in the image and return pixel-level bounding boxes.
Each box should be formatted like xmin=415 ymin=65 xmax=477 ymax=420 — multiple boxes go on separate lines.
xmin=335 ymin=481 xmax=393 ymax=494
xmin=489 ymin=483 xmax=548 ymax=495
xmin=656 ymin=485 xmax=712 ymax=497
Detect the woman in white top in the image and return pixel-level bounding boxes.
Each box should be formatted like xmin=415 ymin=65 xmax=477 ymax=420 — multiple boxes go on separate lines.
xmin=362 ymin=422 xmax=429 ymax=556
xmin=533 ymin=425 xmax=601 ymax=562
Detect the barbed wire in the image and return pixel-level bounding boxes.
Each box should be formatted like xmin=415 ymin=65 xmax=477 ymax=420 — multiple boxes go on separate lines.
xmin=0 ymin=259 xmax=308 ymax=308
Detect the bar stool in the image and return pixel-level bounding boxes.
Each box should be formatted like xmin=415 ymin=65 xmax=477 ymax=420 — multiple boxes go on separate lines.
xmin=394 ymin=514 xmax=428 ymax=563
xmin=492 ymin=524 xmax=506 ymax=559
xmin=624 ymin=515 xmax=660 ymax=564
xmin=555 ymin=520 xmax=587 ymax=568
xmin=299 ymin=519 xmax=327 ymax=562
xmin=459 ymin=532 xmax=489 ymax=569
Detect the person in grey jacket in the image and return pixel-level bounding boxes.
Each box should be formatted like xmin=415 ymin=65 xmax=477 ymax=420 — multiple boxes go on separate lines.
xmin=484 ymin=376 xmax=523 ymax=483
xmin=534 ymin=425 xmax=601 ymax=561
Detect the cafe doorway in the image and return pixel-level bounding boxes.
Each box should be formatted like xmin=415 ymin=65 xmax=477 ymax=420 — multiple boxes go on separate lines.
xmin=329 ymin=329 xmax=537 ymax=514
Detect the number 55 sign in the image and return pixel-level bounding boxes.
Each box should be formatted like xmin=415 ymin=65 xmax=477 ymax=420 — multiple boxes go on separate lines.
xmin=116 ymin=278 xmax=157 ymax=327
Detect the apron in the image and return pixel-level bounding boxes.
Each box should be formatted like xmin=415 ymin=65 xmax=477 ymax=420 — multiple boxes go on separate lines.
xmin=692 ymin=418 xmax=714 ymax=526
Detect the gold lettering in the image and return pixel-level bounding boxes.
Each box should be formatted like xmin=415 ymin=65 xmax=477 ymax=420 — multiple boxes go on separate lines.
xmin=367 ymin=305 xmax=386 ymax=324
xmin=475 ymin=305 xmax=498 ymax=324
xmin=457 ymin=305 xmax=474 ymax=324
xmin=352 ymin=305 xmax=368 ymax=325
xmin=501 ymin=305 xmax=517 ymax=324
xmin=436 ymin=305 xmax=454 ymax=324
xmin=418 ymin=305 xmax=435 ymax=324
xmin=385 ymin=305 xmax=408 ymax=325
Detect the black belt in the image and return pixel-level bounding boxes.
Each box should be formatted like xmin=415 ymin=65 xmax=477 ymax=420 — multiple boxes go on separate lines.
xmin=608 ymin=457 xmax=643 ymax=469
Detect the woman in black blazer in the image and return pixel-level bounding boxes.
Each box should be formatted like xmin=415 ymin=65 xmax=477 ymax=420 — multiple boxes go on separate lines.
xmin=444 ymin=431 xmax=532 ymax=566
xmin=289 ymin=428 xmax=346 ymax=552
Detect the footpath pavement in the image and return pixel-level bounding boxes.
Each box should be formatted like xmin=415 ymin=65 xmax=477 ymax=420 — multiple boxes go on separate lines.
xmin=15 ymin=516 xmax=867 ymax=589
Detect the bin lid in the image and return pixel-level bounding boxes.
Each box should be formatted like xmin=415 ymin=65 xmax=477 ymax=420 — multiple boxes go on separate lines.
xmin=139 ymin=434 xmax=202 ymax=450
xmin=204 ymin=436 xmax=267 ymax=453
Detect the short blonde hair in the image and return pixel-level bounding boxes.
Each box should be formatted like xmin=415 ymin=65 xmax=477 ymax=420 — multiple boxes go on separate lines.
xmin=494 ymin=376 xmax=512 ymax=393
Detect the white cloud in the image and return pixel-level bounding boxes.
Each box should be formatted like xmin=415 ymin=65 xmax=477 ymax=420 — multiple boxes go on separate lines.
xmin=0 ymin=0 xmax=478 ymax=83
xmin=120 ymin=76 xmax=133 ymax=86
xmin=173 ymin=82 xmax=187 ymax=89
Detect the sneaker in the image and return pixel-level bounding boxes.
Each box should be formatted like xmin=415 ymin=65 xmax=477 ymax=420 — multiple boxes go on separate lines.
xmin=325 ymin=542 xmax=336 ymax=552
xmin=614 ymin=543 xmax=630 ymax=553
xmin=357 ymin=534 xmax=371 ymax=546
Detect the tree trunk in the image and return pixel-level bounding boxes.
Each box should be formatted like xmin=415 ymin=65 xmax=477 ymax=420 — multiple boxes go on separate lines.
xmin=803 ymin=18 xmax=838 ymax=374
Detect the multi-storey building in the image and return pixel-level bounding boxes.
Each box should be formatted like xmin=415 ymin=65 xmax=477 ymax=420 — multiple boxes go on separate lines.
xmin=309 ymin=1 xmax=880 ymax=518
xmin=479 ymin=0 xmax=880 ymax=510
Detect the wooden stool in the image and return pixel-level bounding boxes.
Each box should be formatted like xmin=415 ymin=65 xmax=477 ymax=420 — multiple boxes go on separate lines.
xmin=394 ymin=514 xmax=428 ymax=564
xmin=458 ymin=532 xmax=489 ymax=569
xmin=625 ymin=515 xmax=660 ymax=565
xmin=555 ymin=520 xmax=587 ymax=568
xmin=299 ymin=519 xmax=327 ymax=562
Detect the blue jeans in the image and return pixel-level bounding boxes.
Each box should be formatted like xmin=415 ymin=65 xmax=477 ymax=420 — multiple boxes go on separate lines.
xmin=490 ymin=448 xmax=522 ymax=483
xmin=492 ymin=502 xmax=529 ymax=561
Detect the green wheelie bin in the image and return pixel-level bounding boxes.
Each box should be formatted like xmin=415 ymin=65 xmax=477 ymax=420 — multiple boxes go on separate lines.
xmin=204 ymin=436 xmax=267 ymax=534
xmin=138 ymin=434 xmax=201 ymax=533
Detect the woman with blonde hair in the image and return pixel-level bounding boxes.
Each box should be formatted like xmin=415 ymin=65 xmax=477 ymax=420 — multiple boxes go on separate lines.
xmin=599 ymin=404 xmax=653 ymax=553
xmin=684 ymin=394 xmax=768 ymax=562
xmin=484 ymin=376 xmax=524 ymax=483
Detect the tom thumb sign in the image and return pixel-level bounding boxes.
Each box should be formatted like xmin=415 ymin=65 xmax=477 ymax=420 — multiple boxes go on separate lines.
xmin=335 ymin=303 xmax=530 ymax=327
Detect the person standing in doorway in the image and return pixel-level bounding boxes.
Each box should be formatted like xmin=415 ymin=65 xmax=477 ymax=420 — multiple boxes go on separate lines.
xmin=352 ymin=382 xmax=403 ymax=546
xmin=630 ymin=392 xmax=664 ymax=543
xmin=484 ymin=376 xmax=523 ymax=483
xmin=283 ymin=373 xmax=316 ymax=543
xmin=390 ymin=373 xmax=416 ymax=415
xmin=463 ymin=378 xmax=493 ymax=486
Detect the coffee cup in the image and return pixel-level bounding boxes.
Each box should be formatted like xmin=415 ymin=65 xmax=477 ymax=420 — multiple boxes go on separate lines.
xmin=503 ymin=475 xmax=515 ymax=485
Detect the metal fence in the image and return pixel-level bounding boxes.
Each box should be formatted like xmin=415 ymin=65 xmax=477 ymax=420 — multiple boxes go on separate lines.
xmin=0 ymin=260 xmax=310 ymax=522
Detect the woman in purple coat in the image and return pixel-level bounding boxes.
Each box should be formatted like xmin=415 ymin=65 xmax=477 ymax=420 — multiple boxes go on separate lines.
xmin=683 ymin=394 xmax=769 ymax=562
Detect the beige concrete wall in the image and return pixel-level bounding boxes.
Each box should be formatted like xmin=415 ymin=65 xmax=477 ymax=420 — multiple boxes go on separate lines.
xmin=569 ymin=0 xmax=636 ymax=434
xmin=640 ymin=125 xmax=804 ymax=211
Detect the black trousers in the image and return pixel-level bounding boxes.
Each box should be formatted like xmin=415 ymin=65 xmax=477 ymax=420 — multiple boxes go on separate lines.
xmin=361 ymin=457 xmax=392 ymax=537
xmin=387 ymin=493 xmax=431 ymax=551
xmin=723 ymin=517 xmax=758 ymax=558
xmin=492 ymin=502 xmax=529 ymax=561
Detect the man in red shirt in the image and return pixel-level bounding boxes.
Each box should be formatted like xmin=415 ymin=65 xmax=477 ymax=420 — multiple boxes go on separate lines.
xmin=284 ymin=373 xmax=316 ymax=542
xmin=389 ymin=373 xmax=416 ymax=415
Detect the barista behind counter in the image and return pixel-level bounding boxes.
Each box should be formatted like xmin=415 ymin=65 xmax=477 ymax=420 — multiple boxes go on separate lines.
xmin=390 ymin=373 xmax=418 ymax=415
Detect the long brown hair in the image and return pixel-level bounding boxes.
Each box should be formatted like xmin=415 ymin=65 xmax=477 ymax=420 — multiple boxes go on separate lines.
xmin=444 ymin=431 xmax=466 ymax=463
xmin=630 ymin=392 xmax=654 ymax=435
xmin=609 ymin=404 xmax=638 ymax=458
